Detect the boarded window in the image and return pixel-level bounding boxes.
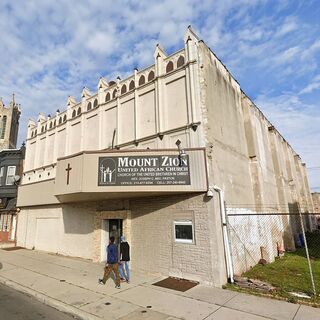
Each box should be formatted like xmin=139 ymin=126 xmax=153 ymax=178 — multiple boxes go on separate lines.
xmin=166 ymin=61 xmax=174 ymax=73
xmin=129 ymin=80 xmax=135 ymax=91
xmin=139 ymin=75 xmax=145 ymax=86
xmin=148 ymin=71 xmax=155 ymax=81
xmin=121 ymin=84 xmax=127 ymax=94
xmin=177 ymin=56 xmax=185 ymax=68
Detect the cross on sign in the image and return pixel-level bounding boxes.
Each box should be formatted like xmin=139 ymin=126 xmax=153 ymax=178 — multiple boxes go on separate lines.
xmin=65 ymin=163 xmax=72 ymax=185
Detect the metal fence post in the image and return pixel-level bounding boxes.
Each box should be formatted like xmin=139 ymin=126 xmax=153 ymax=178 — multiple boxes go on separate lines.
xmin=299 ymin=211 xmax=317 ymax=296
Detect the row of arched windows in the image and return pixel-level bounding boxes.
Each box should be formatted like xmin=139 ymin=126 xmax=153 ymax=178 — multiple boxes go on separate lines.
xmin=31 ymin=56 xmax=185 ymax=138
xmin=31 ymin=114 xmax=67 ymax=137
xmin=104 ymin=70 xmax=155 ymax=103
xmin=166 ymin=55 xmax=185 ymax=73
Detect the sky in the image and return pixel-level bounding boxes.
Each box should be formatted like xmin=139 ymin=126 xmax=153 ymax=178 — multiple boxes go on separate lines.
xmin=0 ymin=0 xmax=319 ymax=191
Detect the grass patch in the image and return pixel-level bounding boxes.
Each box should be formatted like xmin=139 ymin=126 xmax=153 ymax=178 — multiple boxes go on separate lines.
xmin=229 ymin=232 xmax=320 ymax=307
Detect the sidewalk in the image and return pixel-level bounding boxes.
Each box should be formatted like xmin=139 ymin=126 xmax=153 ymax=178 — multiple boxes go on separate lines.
xmin=0 ymin=249 xmax=319 ymax=320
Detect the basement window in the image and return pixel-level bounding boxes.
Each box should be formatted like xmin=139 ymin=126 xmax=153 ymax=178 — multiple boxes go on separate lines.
xmin=174 ymin=220 xmax=194 ymax=244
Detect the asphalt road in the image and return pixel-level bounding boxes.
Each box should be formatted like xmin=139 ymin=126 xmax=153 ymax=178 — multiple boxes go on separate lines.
xmin=0 ymin=283 xmax=78 ymax=320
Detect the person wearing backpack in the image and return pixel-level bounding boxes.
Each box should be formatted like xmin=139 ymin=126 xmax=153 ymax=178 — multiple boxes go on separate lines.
xmin=98 ymin=236 xmax=121 ymax=289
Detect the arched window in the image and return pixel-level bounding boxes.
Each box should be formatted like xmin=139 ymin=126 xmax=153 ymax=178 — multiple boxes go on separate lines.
xmin=129 ymin=80 xmax=135 ymax=91
xmin=35 ymin=129 xmax=37 ymax=135
xmin=105 ymin=92 xmax=111 ymax=102
xmin=112 ymin=89 xmax=117 ymax=99
xmin=148 ymin=71 xmax=155 ymax=81
xmin=72 ymin=110 xmax=76 ymax=118
xmin=93 ymin=99 xmax=98 ymax=108
xmin=87 ymin=102 xmax=92 ymax=111
xmin=77 ymin=107 xmax=81 ymax=116
xmin=63 ymin=115 xmax=67 ymax=122
xmin=49 ymin=122 xmax=52 ymax=129
xmin=45 ymin=125 xmax=47 ymax=131
xmin=138 ymin=75 xmax=145 ymax=86
xmin=121 ymin=84 xmax=127 ymax=94
xmin=166 ymin=61 xmax=174 ymax=73
xmin=0 ymin=116 xmax=7 ymax=139
xmin=59 ymin=117 xmax=62 ymax=124
xmin=41 ymin=126 xmax=44 ymax=133
xmin=31 ymin=131 xmax=34 ymax=138
xmin=177 ymin=55 xmax=185 ymax=68
xmin=54 ymin=120 xmax=56 ymax=127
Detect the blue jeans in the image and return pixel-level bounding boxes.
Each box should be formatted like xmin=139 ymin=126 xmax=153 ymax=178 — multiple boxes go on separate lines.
xmin=118 ymin=261 xmax=130 ymax=281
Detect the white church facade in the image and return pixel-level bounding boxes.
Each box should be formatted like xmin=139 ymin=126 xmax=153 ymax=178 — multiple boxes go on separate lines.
xmin=16 ymin=28 xmax=314 ymax=286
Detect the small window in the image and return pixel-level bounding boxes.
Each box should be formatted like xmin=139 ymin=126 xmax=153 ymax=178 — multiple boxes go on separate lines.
xmin=59 ymin=117 xmax=62 ymax=124
xmin=49 ymin=122 xmax=52 ymax=129
xmin=129 ymin=80 xmax=135 ymax=91
xmin=93 ymin=99 xmax=98 ymax=108
xmin=174 ymin=220 xmax=194 ymax=244
xmin=121 ymin=84 xmax=127 ymax=94
xmin=41 ymin=126 xmax=44 ymax=133
xmin=177 ymin=56 xmax=185 ymax=68
xmin=87 ymin=102 xmax=92 ymax=111
xmin=138 ymin=75 xmax=145 ymax=86
xmin=148 ymin=71 xmax=155 ymax=81
xmin=0 ymin=167 xmax=4 ymax=186
xmin=54 ymin=120 xmax=56 ymax=127
xmin=6 ymin=166 xmax=16 ymax=185
xmin=63 ymin=115 xmax=67 ymax=122
xmin=166 ymin=61 xmax=174 ymax=73
xmin=105 ymin=92 xmax=111 ymax=102
xmin=77 ymin=107 xmax=81 ymax=116
xmin=112 ymin=89 xmax=117 ymax=99
xmin=31 ymin=131 xmax=34 ymax=138
xmin=72 ymin=110 xmax=76 ymax=118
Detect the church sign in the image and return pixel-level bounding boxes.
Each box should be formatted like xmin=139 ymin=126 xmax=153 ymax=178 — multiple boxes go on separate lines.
xmin=98 ymin=155 xmax=190 ymax=186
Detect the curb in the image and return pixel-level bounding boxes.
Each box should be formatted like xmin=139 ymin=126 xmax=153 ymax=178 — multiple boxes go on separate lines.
xmin=0 ymin=276 xmax=101 ymax=320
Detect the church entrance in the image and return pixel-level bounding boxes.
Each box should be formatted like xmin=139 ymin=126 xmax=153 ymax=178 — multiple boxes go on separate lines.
xmin=100 ymin=219 xmax=123 ymax=262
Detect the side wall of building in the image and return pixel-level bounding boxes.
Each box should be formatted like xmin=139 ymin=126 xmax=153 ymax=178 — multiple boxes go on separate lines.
xmin=198 ymin=42 xmax=315 ymax=274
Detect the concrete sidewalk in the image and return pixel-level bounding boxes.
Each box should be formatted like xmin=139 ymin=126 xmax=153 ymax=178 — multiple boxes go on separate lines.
xmin=0 ymin=249 xmax=319 ymax=320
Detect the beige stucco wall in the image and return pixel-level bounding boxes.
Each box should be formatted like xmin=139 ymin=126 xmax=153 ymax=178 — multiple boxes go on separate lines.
xmin=16 ymin=204 xmax=95 ymax=259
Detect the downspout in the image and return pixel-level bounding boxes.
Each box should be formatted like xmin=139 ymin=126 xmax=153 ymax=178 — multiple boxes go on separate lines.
xmin=213 ymin=185 xmax=234 ymax=283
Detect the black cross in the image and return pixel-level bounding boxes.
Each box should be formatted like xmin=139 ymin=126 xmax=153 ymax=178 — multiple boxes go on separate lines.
xmin=65 ymin=163 xmax=72 ymax=185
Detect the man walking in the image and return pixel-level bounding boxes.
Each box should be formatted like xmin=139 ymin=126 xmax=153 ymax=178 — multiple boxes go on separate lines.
xmin=99 ymin=236 xmax=120 ymax=289
xmin=119 ymin=235 xmax=130 ymax=283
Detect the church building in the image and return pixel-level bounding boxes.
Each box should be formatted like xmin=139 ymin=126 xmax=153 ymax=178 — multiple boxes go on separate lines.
xmin=16 ymin=28 xmax=314 ymax=286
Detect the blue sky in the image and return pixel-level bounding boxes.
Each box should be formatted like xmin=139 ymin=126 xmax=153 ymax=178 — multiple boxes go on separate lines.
xmin=0 ymin=0 xmax=319 ymax=191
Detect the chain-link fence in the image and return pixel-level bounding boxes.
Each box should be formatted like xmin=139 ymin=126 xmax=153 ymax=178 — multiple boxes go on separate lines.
xmin=226 ymin=208 xmax=320 ymax=298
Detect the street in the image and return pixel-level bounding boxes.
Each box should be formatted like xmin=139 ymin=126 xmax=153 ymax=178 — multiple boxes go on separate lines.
xmin=0 ymin=283 xmax=77 ymax=320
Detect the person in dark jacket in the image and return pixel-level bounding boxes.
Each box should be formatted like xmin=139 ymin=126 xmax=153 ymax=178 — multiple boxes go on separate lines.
xmin=118 ymin=235 xmax=130 ymax=283
xmin=99 ymin=236 xmax=120 ymax=288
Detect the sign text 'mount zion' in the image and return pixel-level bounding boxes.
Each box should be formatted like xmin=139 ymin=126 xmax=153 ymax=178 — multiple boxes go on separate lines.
xmin=98 ymin=155 xmax=190 ymax=186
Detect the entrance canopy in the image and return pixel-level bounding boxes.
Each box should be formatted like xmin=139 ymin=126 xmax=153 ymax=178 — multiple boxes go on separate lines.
xmin=54 ymin=148 xmax=208 ymax=203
